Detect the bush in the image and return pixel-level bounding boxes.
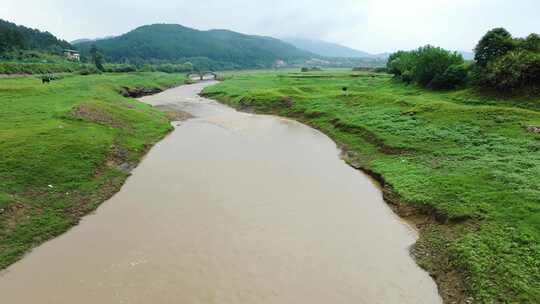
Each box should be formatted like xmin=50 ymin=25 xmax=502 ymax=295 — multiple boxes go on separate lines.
xmin=520 ymin=34 xmax=540 ymax=52
xmin=153 ymin=63 xmax=193 ymax=73
xmin=301 ymin=67 xmax=322 ymax=72
xmin=386 ymin=50 xmax=414 ymax=76
xmin=430 ymin=63 xmax=470 ymax=89
xmin=413 ymin=46 xmax=464 ymax=87
xmin=77 ymin=66 xmax=101 ymax=75
xmin=472 ymin=28 xmax=540 ymax=93
xmin=104 ymin=64 xmax=137 ymax=73
xmin=0 ymin=61 xmax=80 ymax=74
xmin=481 ymin=51 xmax=540 ymax=92
xmin=387 ymin=46 xmax=465 ymax=89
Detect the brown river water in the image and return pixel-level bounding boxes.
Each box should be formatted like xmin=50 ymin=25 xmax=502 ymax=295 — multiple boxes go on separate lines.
xmin=0 ymin=82 xmax=441 ymax=303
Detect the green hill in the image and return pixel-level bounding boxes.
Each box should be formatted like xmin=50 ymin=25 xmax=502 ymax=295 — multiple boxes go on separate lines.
xmin=74 ymin=24 xmax=314 ymax=70
xmin=0 ymin=19 xmax=71 ymax=55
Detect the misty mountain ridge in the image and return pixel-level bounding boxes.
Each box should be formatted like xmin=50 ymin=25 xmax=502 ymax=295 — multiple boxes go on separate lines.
xmin=70 ymin=36 xmax=116 ymax=45
xmin=283 ymin=38 xmax=389 ymax=59
xmin=74 ymin=24 xmax=314 ymax=70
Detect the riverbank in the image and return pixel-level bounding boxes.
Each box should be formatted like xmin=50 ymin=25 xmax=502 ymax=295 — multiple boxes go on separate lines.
xmin=0 ymin=72 xmax=184 ymax=269
xmin=0 ymin=81 xmax=441 ymax=303
xmin=202 ymin=71 xmax=540 ymax=303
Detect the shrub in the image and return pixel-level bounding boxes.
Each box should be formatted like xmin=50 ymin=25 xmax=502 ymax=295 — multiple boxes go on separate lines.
xmin=472 ymin=28 xmax=540 ymax=93
xmin=77 ymin=65 xmax=101 ymax=75
xmin=401 ymin=70 xmax=414 ymax=83
xmin=412 ymin=46 xmax=464 ymax=87
xmin=386 ymin=50 xmax=415 ymax=76
xmin=430 ymin=63 xmax=470 ymax=89
xmin=104 ymin=64 xmax=137 ymax=73
xmin=301 ymin=67 xmax=322 ymax=72
xmin=520 ymin=34 xmax=540 ymax=52
xmin=153 ymin=63 xmax=193 ymax=73
xmin=0 ymin=61 xmax=81 ymax=74
xmin=481 ymin=51 xmax=540 ymax=92
xmin=387 ymin=46 xmax=465 ymax=89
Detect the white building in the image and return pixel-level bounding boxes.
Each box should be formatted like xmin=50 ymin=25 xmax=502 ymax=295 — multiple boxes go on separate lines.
xmin=64 ymin=49 xmax=80 ymax=61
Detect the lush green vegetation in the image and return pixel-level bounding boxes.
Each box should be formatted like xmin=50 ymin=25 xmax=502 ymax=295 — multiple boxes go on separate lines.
xmin=0 ymin=20 xmax=84 ymax=75
xmin=387 ymin=46 xmax=468 ymax=89
xmin=0 ymin=51 xmax=92 ymax=75
xmin=473 ymin=28 xmax=540 ymax=93
xmin=74 ymin=24 xmax=313 ymax=70
xmin=0 ymin=72 xmax=184 ymax=269
xmin=203 ymin=71 xmax=540 ymax=303
xmin=387 ymin=28 xmax=540 ymax=93
xmin=0 ymin=19 xmax=71 ymax=55
xmin=0 ymin=61 xmax=82 ymax=75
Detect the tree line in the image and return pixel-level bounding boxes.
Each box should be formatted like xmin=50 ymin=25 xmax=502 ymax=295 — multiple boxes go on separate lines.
xmin=387 ymin=28 xmax=540 ymax=93
xmin=0 ymin=19 xmax=71 ymax=56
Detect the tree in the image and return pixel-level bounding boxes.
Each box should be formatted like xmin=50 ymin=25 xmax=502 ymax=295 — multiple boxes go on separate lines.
xmin=411 ymin=45 xmax=464 ymax=87
xmin=474 ymin=28 xmax=515 ymax=67
xmin=387 ymin=46 xmax=465 ymax=89
xmin=386 ymin=50 xmax=413 ymax=76
xmin=472 ymin=28 xmax=540 ymax=93
xmin=521 ymin=33 xmax=540 ymax=52
xmin=431 ymin=63 xmax=469 ymax=89
xmin=89 ymin=44 xmax=105 ymax=71
xmin=482 ymin=50 xmax=540 ymax=92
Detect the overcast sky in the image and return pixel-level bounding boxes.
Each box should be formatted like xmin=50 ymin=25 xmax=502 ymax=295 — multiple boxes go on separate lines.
xmin=2 ymin=0 xmax=539 ymax=54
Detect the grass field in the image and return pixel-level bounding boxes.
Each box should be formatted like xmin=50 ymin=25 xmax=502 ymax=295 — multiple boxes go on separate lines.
xmin=203 ymin=71 xmax=540 ymax=303
xmin=0 ymin=72 xmax=183 ymax=269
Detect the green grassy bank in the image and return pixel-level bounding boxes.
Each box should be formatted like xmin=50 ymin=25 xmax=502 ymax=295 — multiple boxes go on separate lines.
xmin=0 ymin=72 xmax=183 ymax=269
xmin=203 ymin=71 xmax=540 ymax=303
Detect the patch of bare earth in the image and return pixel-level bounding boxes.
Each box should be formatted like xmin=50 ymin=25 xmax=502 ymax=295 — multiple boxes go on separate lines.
xmin=1 ymin=201 xmax=32 ymax=232
xmin=526 ymin=125 xmax=540 ymax=134
xmin=70 ymin=104 xmax=127 ymax=128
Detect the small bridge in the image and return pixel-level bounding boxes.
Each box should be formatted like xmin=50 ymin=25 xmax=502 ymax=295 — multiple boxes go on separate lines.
xmin=186 ymin=71 xmax=218 ymax=81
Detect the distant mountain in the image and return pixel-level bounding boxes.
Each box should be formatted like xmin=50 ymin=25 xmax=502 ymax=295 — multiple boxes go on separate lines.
xmin=373 ymin=52 xmax=391 ymax=60
xmin=70 ymin=36 xmax=116 ymax=45
xmin=0 ymin=19 xmax=71 ymax=53
xmin=74 ymin=24 xmax=313 ymax=70
xmin=459 ymin=51 xmax=475 ymax=61
xmin=283 ymin=38 xmax=376 ymax=58
xmin=70 ymin=39 xmax=92 ymax=45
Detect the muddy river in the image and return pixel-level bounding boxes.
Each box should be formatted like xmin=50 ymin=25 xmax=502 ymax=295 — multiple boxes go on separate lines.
xmin=0 ymin=82 xmax=441 ymax=303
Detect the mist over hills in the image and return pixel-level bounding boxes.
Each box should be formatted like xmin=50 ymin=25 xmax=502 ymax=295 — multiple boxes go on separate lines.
xmin=70 ymin=36 xmax=116 ymax=45
xmin=74 ymin=24 xmax=314 ymax=70
xmin=283 ymin=38 xmax=373 ymax=58
xmin=1 ymin=18 xmax=392 ymax=70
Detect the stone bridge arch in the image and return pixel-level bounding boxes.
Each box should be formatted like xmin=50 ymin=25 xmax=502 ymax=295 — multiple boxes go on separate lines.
xmin=186 ymin=71 xmax=218 ymax=81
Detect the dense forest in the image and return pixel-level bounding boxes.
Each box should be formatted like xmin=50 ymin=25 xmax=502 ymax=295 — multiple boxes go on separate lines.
xmin=74 ymin=24 xmax=314 ymax=70
xmin=0 ymin=19 xmax=71 ymax=56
